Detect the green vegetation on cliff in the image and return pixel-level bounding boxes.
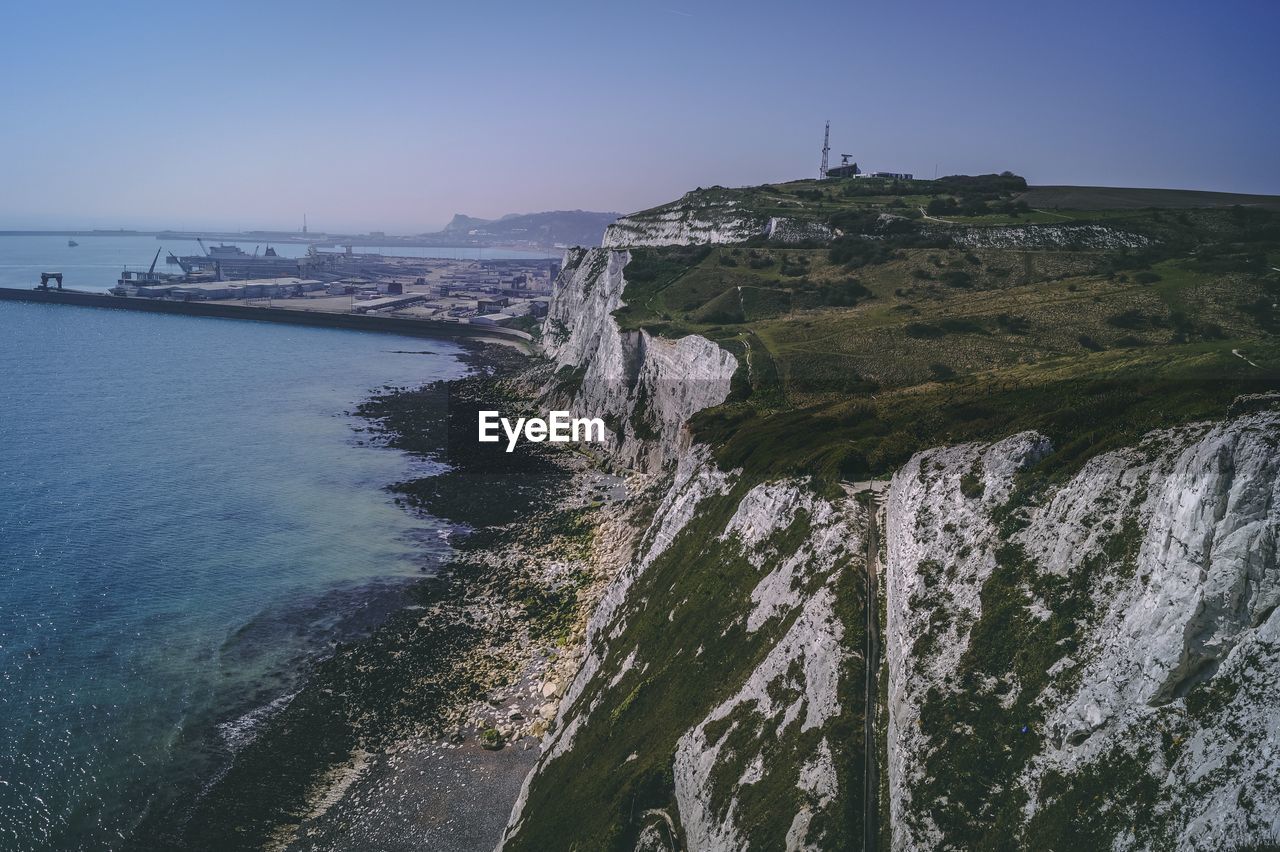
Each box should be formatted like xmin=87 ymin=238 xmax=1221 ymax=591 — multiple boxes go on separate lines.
xmin=505 ymin=481 xmax=867 ymax=851
xmin=608 ymin=178 xmax=1280 ymax=484
xmin=513 ymin=177 xmax=1280 ymax=851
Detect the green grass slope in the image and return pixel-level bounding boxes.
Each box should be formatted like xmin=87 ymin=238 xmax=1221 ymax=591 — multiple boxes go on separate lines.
xmin=509 ymin=174 xmax=1280 ymax=850
xmin=610 ymin=176 xmax=1280 ymax=485
xmin=1020 ymin=185 xmax=1280 ymax=211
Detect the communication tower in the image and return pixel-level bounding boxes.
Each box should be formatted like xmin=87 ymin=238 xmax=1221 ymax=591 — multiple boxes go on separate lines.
xmin=819 ymin=121 xmax=830 ymax=179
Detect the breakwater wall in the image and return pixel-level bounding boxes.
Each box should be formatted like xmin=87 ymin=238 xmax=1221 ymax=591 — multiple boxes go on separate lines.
xmin=0 ymin=287 xmax=533 ymax=346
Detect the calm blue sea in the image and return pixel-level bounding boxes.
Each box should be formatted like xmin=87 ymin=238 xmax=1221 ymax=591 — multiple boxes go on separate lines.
xmin=0 ymin=295 xmax=468 ymax=850
xmin=0 ymin=234 xmax=552 ymax=293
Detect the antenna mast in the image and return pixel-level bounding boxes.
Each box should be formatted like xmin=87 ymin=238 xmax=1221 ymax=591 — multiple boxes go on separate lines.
xmin=819 ymin=121 xmax=830 ymax=179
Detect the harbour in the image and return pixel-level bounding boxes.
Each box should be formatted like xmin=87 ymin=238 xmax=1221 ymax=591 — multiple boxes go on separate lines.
xmin=0 ymin=285 xmax=535 ymax=346
xmin=0 ymin=231 xmax=574 ymax=348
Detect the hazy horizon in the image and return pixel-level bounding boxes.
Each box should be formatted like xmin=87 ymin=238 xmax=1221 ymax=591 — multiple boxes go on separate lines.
xmin=3 ymin=0 xmax=1277 ymax=234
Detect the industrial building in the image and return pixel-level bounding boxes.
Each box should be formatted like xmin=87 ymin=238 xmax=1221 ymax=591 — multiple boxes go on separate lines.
xmin=108 ymin=247 xmax=558 ymax=331
xmin=818 ymin=122 xmax=912 ymax=181
xmin=114 ymin=277 xmax=326 ymax=300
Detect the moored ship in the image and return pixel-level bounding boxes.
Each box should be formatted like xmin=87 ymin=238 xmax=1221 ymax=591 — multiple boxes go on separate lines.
xmin=168 ymin=239 xmax=300 ymax=280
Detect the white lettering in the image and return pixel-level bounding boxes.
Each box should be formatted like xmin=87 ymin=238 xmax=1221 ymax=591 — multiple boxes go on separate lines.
xmin=502 ymin=417 xmax=526 ymax=453
xmin=479 ymin=410 xmax=607 ymax=451
xmin=573 ymin=416 xmax=606 ymax=442
xmin=478 ymin=410 xmax=500 ymax=443
xmin=549 ymin=410 xmax=571 ymax=441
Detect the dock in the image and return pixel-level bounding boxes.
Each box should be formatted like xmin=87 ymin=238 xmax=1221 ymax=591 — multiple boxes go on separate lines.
xmin=0 ymin=287 xmax=534 ymax=349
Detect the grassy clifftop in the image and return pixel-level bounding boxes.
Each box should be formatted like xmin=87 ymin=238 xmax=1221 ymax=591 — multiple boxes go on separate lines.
xmin=507 ymin=178 xmax=1280 ymax=851
xmin=607 ymin=175 xmax=1280 ymax=485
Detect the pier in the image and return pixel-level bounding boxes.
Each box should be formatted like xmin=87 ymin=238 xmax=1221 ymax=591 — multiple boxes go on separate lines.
xmin=0 ymin=287 xmax=534 ymax=348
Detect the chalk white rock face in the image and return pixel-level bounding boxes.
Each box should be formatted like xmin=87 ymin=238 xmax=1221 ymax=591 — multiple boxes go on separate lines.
xmin=599 ymin=193 xmax=831 ymax=248
xmin=566 ymin=446 xmax=735 ymax=727
xmin=500 ymin=447 xmax=735 ymax=843
xmin=884 ymin=431 xmax=1051 ymax=850
xmin=765 ymin=216 xmax=834 ymax=243
xmin=539 ymin=247 xmax=624 ymax=368
xmin=884 ymin=413 xmax=1280 ymax=851
xmin=502 ymin=462 xmax=864 ymax=852
xmin=718 ymin=481 xmax=854 ymax=632
xmin=673 ymin=585 xmax=848 ymax=852
xmin=670 ymin=479 xmax=862 ymax=852
xmin=944 ymin=223 xmax=1152 ymax=250
xmin=539 ymin=247 xmax=737 ymax=471
xmin=785 ymin=738 xmax=839 ymax=852
xmin=602 ymin=207 xmax=766 ymax=248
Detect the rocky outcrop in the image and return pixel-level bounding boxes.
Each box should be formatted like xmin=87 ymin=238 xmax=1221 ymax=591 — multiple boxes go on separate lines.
xmin=506 ymin=185 xmax=1279 ymax=852
xmin=939 ymin=222 xmax=1153 ymax=250
xmin=502 ymin=202 xmax=871 ymax=850
xmin=501 ymin=451 xmax=868 ymax=851
xmin=603 ymin=205 xmax=766 ymax=248
xmin=601 ymin=192 xmax=830 ymax=248
xmin=885 ymin=412 xmax=1280 ymax=850
xmin=671 ymin=481 xmax=861 ymax=851
xmin=540 ymin=247 xmax=737 ymax=471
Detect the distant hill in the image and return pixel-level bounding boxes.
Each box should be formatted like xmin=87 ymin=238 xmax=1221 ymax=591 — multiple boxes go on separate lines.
xmin=436 ymin=210 xmax=620 ymax=247
xmin=1021 ymin=184 xmax=1280 ymax=210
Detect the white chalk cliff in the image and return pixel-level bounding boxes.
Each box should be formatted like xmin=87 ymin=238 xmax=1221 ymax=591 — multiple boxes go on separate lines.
xmin=539 ymin=246 xmax=737 ymax=470
xmin=501 ymin=207 xmax=1280 ymax=851
xmin=886 ymin=415 xmax=1280 ymax=850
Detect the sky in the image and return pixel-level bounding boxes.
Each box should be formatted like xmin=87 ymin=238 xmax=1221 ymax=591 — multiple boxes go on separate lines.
xmin=1 ymin=0 xmax=1277 ymax=233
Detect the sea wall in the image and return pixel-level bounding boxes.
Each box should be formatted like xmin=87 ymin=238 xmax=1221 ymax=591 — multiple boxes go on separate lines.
xmin=0 ymin=287 xmax=532 ymax=344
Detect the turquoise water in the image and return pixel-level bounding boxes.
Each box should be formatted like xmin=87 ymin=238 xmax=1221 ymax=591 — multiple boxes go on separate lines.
xmin=0 ymin=299 xmax=467 ymax=849
xmin=0 ymin=234 xmax=551 ymax=293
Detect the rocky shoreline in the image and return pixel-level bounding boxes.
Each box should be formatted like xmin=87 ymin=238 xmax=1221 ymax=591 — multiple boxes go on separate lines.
xmin=127 ymin=342 xmax=630 ymax=851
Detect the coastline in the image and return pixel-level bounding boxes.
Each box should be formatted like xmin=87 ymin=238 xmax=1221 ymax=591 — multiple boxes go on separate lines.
xmin=129 ymin=341 xmax=621 ymax=851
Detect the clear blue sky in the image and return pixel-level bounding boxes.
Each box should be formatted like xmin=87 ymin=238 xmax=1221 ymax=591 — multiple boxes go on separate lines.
xmin=1 ymin=0 xmax=1276 ymax=232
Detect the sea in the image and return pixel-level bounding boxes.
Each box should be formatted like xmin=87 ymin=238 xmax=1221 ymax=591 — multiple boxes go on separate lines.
xmin=0 ymin=235 xmax=478 ymax=849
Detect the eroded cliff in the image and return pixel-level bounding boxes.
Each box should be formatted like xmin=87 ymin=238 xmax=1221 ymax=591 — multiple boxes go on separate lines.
xmin=539 ymin=246 xmax=737 ymax=470
xmin=501 ymin=191 xmax=1280 ymax=851
xmin=886 ymin=414 xmax=1280 ymax=850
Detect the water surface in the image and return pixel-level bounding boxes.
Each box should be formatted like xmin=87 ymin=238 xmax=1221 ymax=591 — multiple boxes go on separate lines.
xmin=0 ymin=300 xmax=466 ymax=850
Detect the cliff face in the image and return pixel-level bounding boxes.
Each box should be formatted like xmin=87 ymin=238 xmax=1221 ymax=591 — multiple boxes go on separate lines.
xmin=938 ymin=222 xmax=1153 ymax=250
xmin=886 ymin=414 xmax=1280 ymax=850
xmin=601 ymin=193 xmax=832 ymax=249
xmin=504 ymin=227 xmax=870 ymax=850
xmin=504 ymin=207 xmax=1280 ymax=851
xmin=502 ymin=446 xmax=870 ymax=851
xmin=539 ymin=246 xmax=737 ymax=470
